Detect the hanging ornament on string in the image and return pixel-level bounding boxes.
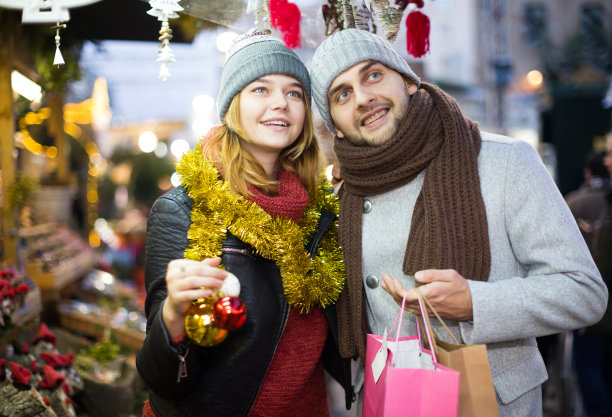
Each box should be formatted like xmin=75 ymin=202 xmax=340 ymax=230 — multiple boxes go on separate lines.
xmin=0 ymin=0 xmax=102 ymax=67
xmin=147 ymin=0 xmax=184 ymax=81
xmin=51 ymin=22 xmax=66 ymax=66
xmin=157 ymin=21 xmax=176 ymax=81
xmin=405 ymin=0 xmax=430 ymax=58
xmin=269 ymin=0 xmax=301 ymax=49
xmin=247 ymin=0 xmax=269 ymax=29
xmin=370 ymin=0 xmax=402 ymax=42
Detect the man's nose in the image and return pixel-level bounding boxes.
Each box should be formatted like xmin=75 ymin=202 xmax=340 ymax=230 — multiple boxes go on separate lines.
xmin=354 ymin=85 xmax=376 ymax=108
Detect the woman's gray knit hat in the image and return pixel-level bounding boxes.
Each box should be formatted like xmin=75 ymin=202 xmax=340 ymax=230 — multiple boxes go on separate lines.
xmin=310 ymin=28 xmax=421 ymax=133
xmin=217 ymin=28 xmax=311 ymax=121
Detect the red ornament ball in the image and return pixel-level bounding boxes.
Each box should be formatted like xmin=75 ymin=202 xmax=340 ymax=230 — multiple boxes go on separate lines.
xmin=214 ymin=296 xmax=247 ymax=331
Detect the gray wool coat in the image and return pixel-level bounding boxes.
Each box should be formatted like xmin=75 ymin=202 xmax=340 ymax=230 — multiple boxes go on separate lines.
xmin=359 ymin=132 xmax=608 ymax=417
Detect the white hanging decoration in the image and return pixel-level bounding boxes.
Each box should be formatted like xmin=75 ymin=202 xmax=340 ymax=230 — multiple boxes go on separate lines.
xmin=147 ymin=0 xmax=183 ymax=81
xmin=0 ymin=0 xmax=101 ymax=23
xmin=52 ymin=22 xmax=66 ymax=66
xmin=53 ymin=46 xmax=65 ymax=65
xmin=0 ymin=0 xmax=102 ymax=67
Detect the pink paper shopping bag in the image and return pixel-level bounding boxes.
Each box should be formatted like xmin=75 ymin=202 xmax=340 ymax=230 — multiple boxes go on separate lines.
xmin=363 ymin=294 xmax=460 ymax=417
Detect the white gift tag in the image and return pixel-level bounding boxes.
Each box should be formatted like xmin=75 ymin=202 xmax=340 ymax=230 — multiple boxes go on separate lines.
xmin=371 ymin=328 xmax=388 ymax=383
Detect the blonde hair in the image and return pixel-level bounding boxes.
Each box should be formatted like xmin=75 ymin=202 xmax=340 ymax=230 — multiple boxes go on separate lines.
xmin=203 ymin=93 xmax=324 ymax=198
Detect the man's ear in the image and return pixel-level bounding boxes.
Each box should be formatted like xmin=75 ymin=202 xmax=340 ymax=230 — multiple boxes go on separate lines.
xmin=336 ymin=128 xmax=345 ymax=138
xmin=407 ymin=81 xmax=418 ymax=96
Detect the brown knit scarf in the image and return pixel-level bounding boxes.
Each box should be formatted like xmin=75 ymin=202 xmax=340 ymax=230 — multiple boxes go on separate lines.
xmin=334 ymin=82 xmax=491 ymax=360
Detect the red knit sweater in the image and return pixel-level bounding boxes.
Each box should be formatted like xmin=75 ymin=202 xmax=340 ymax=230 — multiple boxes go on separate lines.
xmin=249 ymin=307 xmax=329 ymax=417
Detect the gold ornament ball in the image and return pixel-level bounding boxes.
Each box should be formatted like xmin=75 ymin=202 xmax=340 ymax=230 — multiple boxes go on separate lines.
xmin=185 ymin=298 xmax=228 ymax=347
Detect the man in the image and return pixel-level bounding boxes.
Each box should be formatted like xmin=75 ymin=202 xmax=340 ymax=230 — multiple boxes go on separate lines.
xmin=564 ymin=150 xmax=611 ymax=417
xmin=566 ymin=150 xmax=610 ymax=250
xmin=599 ymin=133 xmax=612 ymax=277
xmin=310 ymin=28 xmax=608 ymax=416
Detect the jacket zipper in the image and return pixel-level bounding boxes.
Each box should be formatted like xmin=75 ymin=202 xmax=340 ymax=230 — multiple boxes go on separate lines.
xmin=176 ymin=345 xmax=190 ymax=382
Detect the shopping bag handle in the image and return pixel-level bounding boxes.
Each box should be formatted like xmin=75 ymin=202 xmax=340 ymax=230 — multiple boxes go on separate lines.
xmin=414 ymin=287 xmax=459 ymax=345
xmin=393 ymin=292 xmax=441 ymax=367
xmin=415 ymin=291 xmax=439 ymax=364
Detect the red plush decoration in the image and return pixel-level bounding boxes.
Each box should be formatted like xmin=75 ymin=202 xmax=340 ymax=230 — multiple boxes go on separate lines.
xmin=13 ymin=283 xmax=30 ymax=294
xmin=9 ymin=362 xmax=32 ymax=386
xmin=41 ymin=352 xmax=72 ymax=368
xmin=21 ymin=342 xmax=30 ymax=353
xmin=408 ymin=0 xmax=425 ymax=7
xmin=0 ymin=266 xmax=17 ymax=277
xmin=31 ymin=323 xmax=57 ymax=346
xmin=43 ymin=397 xmax=51 ymax=406
xmin=38 ymin=365 xmax=65 ymax=389
xmin=0 ymin=281 xmax=10 ymax=298
xmin=269 ymin=0 xmax=301 ymax=49
xmin=405 ymin=10 xmax=430 ymax=58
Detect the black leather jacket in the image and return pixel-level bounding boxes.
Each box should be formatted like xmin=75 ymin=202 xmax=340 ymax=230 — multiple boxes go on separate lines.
xmin=136 ymin=187 xmax=353 ymax=416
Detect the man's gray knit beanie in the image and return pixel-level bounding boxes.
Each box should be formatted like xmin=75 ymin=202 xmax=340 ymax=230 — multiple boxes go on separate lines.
xmin=217 ymin=28 xmax=311 ymax=121
xmin=310 ymin=28 xmax=421 ymax=133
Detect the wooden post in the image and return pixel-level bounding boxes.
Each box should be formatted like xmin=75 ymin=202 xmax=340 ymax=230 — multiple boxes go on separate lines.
xmin=0 ymin=16 xmax=18 ymax=264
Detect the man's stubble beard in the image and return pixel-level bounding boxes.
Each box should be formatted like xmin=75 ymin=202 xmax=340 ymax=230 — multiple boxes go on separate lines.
xmin=339 ymin=111 xmax=404 ymax=147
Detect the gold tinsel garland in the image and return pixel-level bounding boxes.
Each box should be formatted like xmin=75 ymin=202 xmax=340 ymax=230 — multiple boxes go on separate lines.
xmin=177 ymin=147 xmax=345 ymax=313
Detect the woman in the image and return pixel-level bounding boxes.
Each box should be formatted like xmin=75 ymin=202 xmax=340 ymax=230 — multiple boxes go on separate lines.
xmin=136 ymin=29 xmax=352 ymax=417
